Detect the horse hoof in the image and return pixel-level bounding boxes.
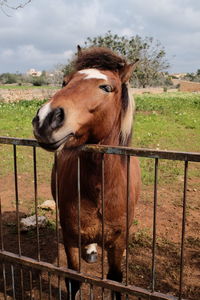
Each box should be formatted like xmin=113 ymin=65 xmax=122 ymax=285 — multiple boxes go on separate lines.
xmin=85 ymin=251 xmax=98 ymax=263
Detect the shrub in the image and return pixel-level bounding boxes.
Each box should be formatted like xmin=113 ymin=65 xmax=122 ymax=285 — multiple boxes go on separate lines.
xmin=32 ymin=76 xmax=46 ymax=86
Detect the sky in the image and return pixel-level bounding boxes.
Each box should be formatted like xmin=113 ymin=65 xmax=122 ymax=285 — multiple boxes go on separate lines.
xmin=0 ymin=0 xmax=200 ymax=74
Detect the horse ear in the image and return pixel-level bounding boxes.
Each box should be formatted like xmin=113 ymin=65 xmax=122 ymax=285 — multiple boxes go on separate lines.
xmin=120 ymin=59 xmax=139 ymax=83
xmin=77 ymin=45 xmax=82 ymax=57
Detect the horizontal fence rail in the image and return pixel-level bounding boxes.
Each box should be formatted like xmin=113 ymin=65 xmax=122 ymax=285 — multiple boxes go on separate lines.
xmin=0 ymin=136 xmax=200 ymax=162
xmin=0 ymin=136 xmax=200 ymax=300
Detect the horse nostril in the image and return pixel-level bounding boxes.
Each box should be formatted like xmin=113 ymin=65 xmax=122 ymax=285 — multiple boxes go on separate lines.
xmin=51 ymin=107 xmax=65 ymax=129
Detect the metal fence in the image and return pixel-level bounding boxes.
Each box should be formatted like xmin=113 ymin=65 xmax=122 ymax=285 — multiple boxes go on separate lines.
xmin=0 ymin=136 xmax=200 ymax=300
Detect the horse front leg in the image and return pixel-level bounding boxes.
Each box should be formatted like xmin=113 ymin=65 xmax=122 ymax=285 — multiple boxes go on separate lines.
xmin=64 ymin=245 xmax=81 ymax=300
xmin=107 ymin=239 xmax=124 ymax=300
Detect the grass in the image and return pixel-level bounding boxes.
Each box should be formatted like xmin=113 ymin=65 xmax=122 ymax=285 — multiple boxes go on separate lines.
xmin=133 ymin=92 xmax=200 ymax=151
xmin=0 ymin=92 xmax=199 ymax=185
xmin=133 ymin=92 xmax=200 ymax=185
xmin=0 ymin=100 xmax=54 ymax=180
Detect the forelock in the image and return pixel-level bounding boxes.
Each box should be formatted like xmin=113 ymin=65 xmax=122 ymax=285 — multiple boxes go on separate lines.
xmin=74 ymin=47 xmax=126 ymax=72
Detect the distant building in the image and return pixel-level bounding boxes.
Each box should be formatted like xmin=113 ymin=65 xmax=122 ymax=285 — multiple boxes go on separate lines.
xmin=26 ymin=68 xmax=42 ymax=77
xmin=170 ymin=73 xmax=187 ymax=79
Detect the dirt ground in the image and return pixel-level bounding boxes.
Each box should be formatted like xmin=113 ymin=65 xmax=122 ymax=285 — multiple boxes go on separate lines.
xmin=0 ymin=168 xmax=199 ymax=300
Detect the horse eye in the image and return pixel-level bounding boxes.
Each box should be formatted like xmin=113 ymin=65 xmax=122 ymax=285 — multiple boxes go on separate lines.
xmin=99 ymin=85 xmax=113 ymax=93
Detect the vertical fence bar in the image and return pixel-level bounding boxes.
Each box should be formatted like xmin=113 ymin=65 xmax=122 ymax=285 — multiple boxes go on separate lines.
xmin=58 ymin=276 xmax=62 ymax=300
xmin=77 ymin=155 xmax=82 ymax=300
xmin=39 ymin=272 xmax=42 ymax=300
xmin=48 ymin=272 xmax=52 ymax=300
xmin=54 ymin=153 xmax=60 ymax=268
xmin=0 ymin=196 xmax=7 ymax=299
xmin=13 ymin=145 xmax=25 ymax=299
xmin=11 ymin=264 xmax=16 ymax=300
xmin=101 ymin=154 xmax=105 ymax=300
xmin=125 ymin=155 xmax=131 ymax=300
xmin=33 ymin=146 xmax=40 ymax=261
xmin=0 ymin=196 xmax=4 ymax=251
xmin=2 ymin=263 xmax=7 ymax=300
xmin=90 ymin=284 xmax=94 ymax=300
xmin=29 ymin=270 xmax=33 ymax=300
xmin=54 ymin=154 xmax=62 ymax=299
xmin=77 ymin=156 xmax=82 ymax=274
xmin=20 ymin=268 xmax=24 ymax=300
xmin=13 ymin=145 xmax=21 ymax=257
xmin=68 ymin=279 xmax=72 ymax=300
xmin=125 ymin=155 xmax=130 ymax=288
xmin=179 ymin=160 xmax=188 ymax=300
xmin=151 ymin=158 xmax=158 ymax=292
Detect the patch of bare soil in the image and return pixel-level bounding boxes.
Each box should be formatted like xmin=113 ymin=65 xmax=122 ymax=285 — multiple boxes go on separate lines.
xmin=0 ymin=173 xmax=199 ymax=299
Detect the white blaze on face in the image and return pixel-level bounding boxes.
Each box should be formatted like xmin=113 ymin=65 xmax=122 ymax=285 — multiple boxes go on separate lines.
xmin=79 ymin=69 xmax=107 ymax=81
xmin=85 ymin=243 xmax=97 ymax=255
xmin=38 ymin=102 xmax=52 ymax=127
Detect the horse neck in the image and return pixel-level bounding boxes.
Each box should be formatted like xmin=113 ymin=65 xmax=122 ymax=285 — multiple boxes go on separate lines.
xmin=100 ymin=118 xmax=121 ymax=146
xmin=80 ymin=121 xmax=124 ymax=177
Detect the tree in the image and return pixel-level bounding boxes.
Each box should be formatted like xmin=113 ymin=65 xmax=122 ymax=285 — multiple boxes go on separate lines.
xmin=78 ymin=31 xmax=169 ymax=87
xmin=196 ymin=69 xmax=200 ymax=77
xmin=183 ymin=70 xmax=200 ymax=83
xmin=0 ymin=0 xmax=31 ymax=16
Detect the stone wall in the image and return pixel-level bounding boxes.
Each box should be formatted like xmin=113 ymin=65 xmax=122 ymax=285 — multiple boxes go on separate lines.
xmin=179 ymin=81 xmax=200 ymax=92
xmin=0 ymin=88 xmax=59 ymax=103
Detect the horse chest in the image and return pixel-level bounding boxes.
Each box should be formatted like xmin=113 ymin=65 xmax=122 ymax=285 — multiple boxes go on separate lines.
xmin=60 ymin=195 xmax=125 ymax=246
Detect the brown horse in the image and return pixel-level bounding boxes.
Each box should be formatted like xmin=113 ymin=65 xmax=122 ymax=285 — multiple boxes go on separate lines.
xmin=32 ymin=47 xmax=141 ymax=300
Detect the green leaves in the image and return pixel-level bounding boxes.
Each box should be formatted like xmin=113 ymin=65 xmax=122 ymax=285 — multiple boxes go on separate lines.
xmin=83 ymin=31 xmax=170 ymax=88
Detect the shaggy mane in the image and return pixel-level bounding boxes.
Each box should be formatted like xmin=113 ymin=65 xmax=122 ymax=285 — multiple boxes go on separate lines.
xmin=74 ymin=47 xmax=126 ymax=72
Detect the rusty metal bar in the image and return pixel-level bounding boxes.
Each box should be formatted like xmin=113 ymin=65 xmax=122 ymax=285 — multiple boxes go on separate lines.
xmin=1 ymin=137 xmax=200 ymax=162
xmin=20 ymin=268 xmax=24 ymax=300
xmin=82 ymin=145 xmax=200 ymax=162
xmin=0 ymin=250 xmax=184 ymax=300
xmin=0 ymin=136 xmax=39 ymax=147
xmin=54 ymin=153 xmax=60 ymax=267
xmin=29 ymin=269 xmax=33 ymax=300
xmin=13 ymin=145 xmax=21 ymax=257
xmin=90 ymin=284 xmax=94 ymax=300
xmin=151 ymin=158 xmax=159 ymax=292
xmin=101 ymin=154 xmax=105 ymax=300
xmin=77 ymin=156 xmax=82 ymax=273
xmin=68 ymin=279 xmax=72 ymax=300
xmin=126 ymin=155 xmax=130 ymax=287
xmin=33 ymin=146 xmax=40 ymax=261
xmin=2 ymin=263 xmax=7 ymax=299
xmin=39 ymin=272 xmax=42 ymax=300
xmin=0 ymin=196 xmax=4 ymax=251
xmin=179 ymin=161 xmax=188 ymax=300
xmin=48 ymin=272 xmax=52 ymax=300
xmin=101 ymin=154 xmax=105 ymax=280
xmin=11 ymin=264 xmax=16 ymax=300
xmin=77 ymin=155 xmax=83 ymax=300
xmin=58 ymin=276 xmax=62 ymax=300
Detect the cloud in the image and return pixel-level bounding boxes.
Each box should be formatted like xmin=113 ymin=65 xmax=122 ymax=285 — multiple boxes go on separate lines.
xmin=0 ymin=0 xmax=200 ymax=73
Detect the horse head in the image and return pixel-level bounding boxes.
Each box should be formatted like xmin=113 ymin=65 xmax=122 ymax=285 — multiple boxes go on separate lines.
xmin=32 ymin=47 xmax=138 ymax=151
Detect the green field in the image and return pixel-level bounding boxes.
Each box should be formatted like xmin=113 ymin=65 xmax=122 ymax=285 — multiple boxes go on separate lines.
xmin=0 ymin=92 xmax=199 ymax=185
